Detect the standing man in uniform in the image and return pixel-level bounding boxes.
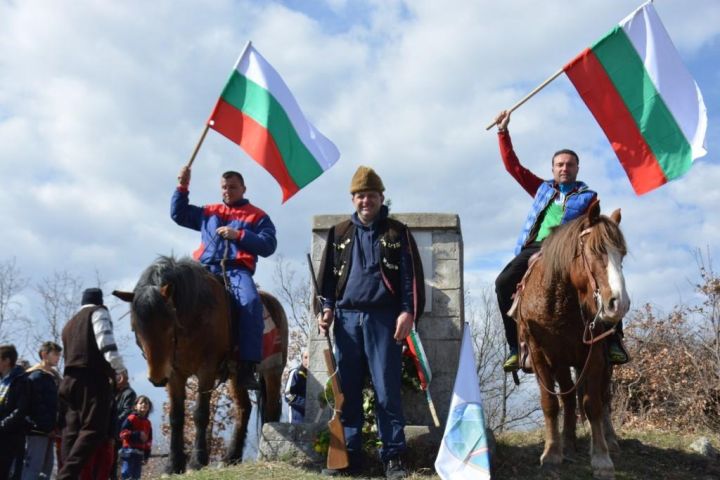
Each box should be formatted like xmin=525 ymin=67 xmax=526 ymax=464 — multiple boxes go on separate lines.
xmin=317 ymin=166 xmax=424 ymax=479
xmin=58 ymin=288 xmax=127 ymax=480
xmin=493 ymin=110 xmax=628 ymax=372
xmin=171 ymin=166 xmax=277 ymax=389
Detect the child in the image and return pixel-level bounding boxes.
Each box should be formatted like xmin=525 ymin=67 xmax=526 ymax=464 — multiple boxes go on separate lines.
xmin=118 ymin=396 xmax=153 ymax=480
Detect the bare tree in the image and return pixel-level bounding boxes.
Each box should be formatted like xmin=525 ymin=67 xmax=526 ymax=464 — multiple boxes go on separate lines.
xmin=0 ymin=257 xmax=29 ymax=343
xmin=272 ymin=255 xmax=313 ymax=366
xmin=467 ymin=284 xmax=540 ymax=432
xmin=33 ymin=270 xmax=84 ymax=346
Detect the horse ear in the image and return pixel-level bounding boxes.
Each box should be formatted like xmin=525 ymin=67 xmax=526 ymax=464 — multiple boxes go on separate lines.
xmin=610 ymin=208 xmax=622 ymax=225
xmin=112 ymin=290 xmax=134 ymax=303
xmin=587 ymin=198 xmax=601 ymax=223
xmin=159 ymin=284 xmax=173 ymax=301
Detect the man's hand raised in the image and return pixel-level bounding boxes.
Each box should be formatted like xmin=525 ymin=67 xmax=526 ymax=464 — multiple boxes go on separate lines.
xmin=495 ymin=110 xmax=511 ymax=132
xmin=177 ymin=166 xmax=191 ymax=187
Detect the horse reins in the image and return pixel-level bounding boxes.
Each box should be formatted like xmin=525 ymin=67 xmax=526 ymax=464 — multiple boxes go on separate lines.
xmin=529 ymin=226 xmax=615 ymax=397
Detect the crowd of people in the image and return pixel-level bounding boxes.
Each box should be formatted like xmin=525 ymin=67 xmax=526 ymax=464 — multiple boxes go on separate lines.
xmin=0 ymin=288 xmax=153 ymax=480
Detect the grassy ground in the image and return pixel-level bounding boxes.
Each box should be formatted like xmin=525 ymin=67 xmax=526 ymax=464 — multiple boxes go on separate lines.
xmin=147 ymin=428 xmax=719 ymax=479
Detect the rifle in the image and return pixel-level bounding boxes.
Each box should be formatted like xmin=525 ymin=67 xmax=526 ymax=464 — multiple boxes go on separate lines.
xmin=307 ymin=254 xmax=349 ymax=471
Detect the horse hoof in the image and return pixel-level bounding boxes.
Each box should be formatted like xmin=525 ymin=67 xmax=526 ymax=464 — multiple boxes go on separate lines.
xmin=540 ymin=452 xmax=563 ymax=466
xmin=592 ymin=468 xmax=615 ymax=480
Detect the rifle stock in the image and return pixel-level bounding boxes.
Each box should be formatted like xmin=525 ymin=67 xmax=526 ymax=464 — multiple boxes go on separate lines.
xmin=307 ymin=254 xmax=349 ymax=470
xmin=324 ymin=347 xmax=349 ymax=470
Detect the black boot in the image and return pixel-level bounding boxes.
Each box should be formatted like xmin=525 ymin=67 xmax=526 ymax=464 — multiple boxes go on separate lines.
xmin=236 ymin=361 xmax=260 ymax=391
xmin=384 ymin=456 xmax=407 ymax=479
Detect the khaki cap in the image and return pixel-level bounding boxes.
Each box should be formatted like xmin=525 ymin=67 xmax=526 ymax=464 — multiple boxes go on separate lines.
xmin=349 ymin=166 xmax=385 ymax=194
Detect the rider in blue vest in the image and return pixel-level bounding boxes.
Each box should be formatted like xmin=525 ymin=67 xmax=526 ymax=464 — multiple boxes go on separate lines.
xmin=493 ymin=110 xmax=628 ymax=372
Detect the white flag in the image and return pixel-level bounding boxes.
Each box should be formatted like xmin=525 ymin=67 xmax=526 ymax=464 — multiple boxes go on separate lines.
xmin=434 ymin=324 xmax=491 ymax=479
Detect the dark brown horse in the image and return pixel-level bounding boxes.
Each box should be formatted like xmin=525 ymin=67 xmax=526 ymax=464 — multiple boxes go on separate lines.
xmin=113 ymin=255 xmax=288 ymax=474
xmin=511 ymin=201 xmax=629 ymax=480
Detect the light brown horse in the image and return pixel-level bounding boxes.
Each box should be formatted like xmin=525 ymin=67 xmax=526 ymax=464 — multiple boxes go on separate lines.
xmin=511 ymin=201 xmax=629 ymax=480
xmin=113 ymin=255 xmax=288 ymax=474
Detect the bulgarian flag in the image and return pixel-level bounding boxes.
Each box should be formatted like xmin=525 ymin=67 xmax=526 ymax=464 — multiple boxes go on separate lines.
xmin=208 ymin=42 xmax=340 ymax=202
xmin=564 ymin=2 xmax=707 ymax=195
xmin=405 ymin=328 xmax=441 ymax=427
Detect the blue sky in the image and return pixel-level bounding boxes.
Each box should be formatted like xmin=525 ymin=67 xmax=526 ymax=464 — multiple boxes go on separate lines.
xmin=1 ymin=0 xmax=718 ymax=440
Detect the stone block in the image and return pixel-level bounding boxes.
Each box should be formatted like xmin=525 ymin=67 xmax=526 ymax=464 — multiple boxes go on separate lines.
xmin=259 ymin=422 xmax=324 ymax=464
xmin=432 ymin=288 xmax=462 ymax=317
xmin=416 ymin=316 xmax=463 ymax=341
xmin=433 ymin=259 xmax=461 ymax=290
xmin=432 ymin=232 xmax=460 ymax=259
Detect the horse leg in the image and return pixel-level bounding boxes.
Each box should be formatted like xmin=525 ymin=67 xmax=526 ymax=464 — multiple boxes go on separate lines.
xmin=261 ymin=367 xmax=282 ymax=423
xmin=602 ymin=366 xmax=620 ymax=453
xmin=166 ymin=374 xmax=188 ymax=474
xmin=187 ymin=374 xmax=214 ymax=470
xmin=535 ymin=361 xmax=563 ymax=467
xmin=556 ymin=367 xmax=578 ymax=456
xmin=224 ymin=373 xmax=252 ymax=464
xmin=583 ymin=362 xmax=615 ymax=480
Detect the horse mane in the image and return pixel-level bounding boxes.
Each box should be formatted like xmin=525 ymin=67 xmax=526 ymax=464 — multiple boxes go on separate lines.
xmin=132 ymin=255 xmax=217 ymax=326
xmin=542 ymin=213 xmax=627 ymax=286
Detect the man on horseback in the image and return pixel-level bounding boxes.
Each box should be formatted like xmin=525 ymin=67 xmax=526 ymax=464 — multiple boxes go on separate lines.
xmin=171 ymin=166 xmax=277 ymax=390
xmin=493 ymin=110 xmax=627 ymax=372
xmin=316 ymin=166 xmax=423 ymax=479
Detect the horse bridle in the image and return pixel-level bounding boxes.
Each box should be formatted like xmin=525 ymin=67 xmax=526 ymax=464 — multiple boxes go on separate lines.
xmin=579 ymin=227 xmax=617 ymax=346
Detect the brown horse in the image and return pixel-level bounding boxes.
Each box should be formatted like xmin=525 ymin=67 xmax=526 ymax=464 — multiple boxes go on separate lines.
xmin=511 ymin=201 xmax=629 ymax=480
xmin=113 ymin=255 xmax=288 ymax=474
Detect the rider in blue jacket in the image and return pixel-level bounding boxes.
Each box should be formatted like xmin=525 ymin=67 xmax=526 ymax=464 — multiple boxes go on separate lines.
xmin=172 ymin=166 xmax=277 ymax=389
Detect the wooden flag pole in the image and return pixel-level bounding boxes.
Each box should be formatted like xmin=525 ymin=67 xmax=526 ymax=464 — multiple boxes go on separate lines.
xmin=426 ymin=388 xmax=441 ymax=428
xmin=485 ymin=67 xmax=565 ymax=130
xmin=186 ymin=123 xmax=211 ymax=168
xmin=185 ymin=40 xmax=254 ymax=168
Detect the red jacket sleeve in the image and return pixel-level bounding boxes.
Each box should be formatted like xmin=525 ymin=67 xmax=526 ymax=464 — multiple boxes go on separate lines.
xmin=498 ymin=131 xmax=543 ymax=197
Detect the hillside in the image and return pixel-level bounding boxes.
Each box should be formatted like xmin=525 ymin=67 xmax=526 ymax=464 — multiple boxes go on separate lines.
xmin=147 ymin=428 xmax=719 ymax=479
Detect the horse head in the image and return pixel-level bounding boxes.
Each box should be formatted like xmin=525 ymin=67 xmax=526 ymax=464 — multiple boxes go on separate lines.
xmin=575 ymin=200 xmax=630 ymax=325
xmin=113 ymin=283 xmax=177 ymax=387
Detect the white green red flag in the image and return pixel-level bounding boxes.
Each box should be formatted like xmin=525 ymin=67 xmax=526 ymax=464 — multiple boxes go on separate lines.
xmin=564 ymin=2 xmax=707 ymax=195
xmin=406 ymin=329 xmax=432 ymax=390
xmin=208 ymin=43 xmax=340 ymax=202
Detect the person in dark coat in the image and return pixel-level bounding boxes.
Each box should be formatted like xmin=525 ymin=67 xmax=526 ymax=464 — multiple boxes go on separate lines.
xmin=317 ymin=166 xmax=424 ymax=479
xmin=284 ymin=350 xmax=308 ymax=423
xmin=110 ymin=371 xmax=137 ymax=480
xmin=0 ymin=344 xmax=31 ymax=480
xmin=57 ymin=288 xmax=127 ymax=480
xmin=22 ymin=341 xmax=62 ymax=480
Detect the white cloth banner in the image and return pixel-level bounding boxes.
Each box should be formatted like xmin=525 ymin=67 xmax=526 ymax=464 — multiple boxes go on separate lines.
xmin=434 ymin=324 xmax=491 ymax=479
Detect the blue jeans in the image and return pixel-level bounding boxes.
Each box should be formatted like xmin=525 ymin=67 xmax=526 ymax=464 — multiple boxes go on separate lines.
xmin=334 ymin=308 xmax=406 ymax=462
xmin=22 ymin=435 xmax=54 ymax=479
xmin=226 ymin=268 xmax=264 ymax=363
xmin=120 ymin=450 xmax=143 ymax=480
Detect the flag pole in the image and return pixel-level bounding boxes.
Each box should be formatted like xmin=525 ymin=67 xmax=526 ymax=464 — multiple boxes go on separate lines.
xmin=426 ymin=388 xmax=441 ymax=427
xmin=186 ymin=40 xmax=254 ymax=167
xmin=485 ymin=67 xmax=564 ymax=130
xmin=186 ymin=123 xmax=210 ymax=167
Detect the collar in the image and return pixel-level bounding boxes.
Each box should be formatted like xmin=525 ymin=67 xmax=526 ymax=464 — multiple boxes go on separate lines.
xmin=224 ymin=198 xmax=249 ymax=208
xmin=351 ymin=205 xmax=389 ymax=229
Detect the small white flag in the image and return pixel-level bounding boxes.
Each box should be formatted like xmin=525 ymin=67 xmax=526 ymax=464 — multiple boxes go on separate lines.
xmin=434 ymin=324 xmax=491 ymax=479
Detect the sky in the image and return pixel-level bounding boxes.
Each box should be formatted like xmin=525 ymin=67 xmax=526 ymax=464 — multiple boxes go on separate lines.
xmin=1 ymin=0 xmax=718 ymax=443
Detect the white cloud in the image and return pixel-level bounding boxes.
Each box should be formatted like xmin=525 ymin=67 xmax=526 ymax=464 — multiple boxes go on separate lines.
xmin=1 ymin=0 xmax=719 ymax=423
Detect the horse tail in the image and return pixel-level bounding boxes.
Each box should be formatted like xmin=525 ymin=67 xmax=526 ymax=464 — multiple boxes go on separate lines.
xmin=259 ymin=290 xmax=289 ymax=367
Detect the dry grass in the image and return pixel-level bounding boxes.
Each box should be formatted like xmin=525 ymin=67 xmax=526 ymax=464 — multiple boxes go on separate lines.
xmin=146 ymin=428 xmax=719 ymax=479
